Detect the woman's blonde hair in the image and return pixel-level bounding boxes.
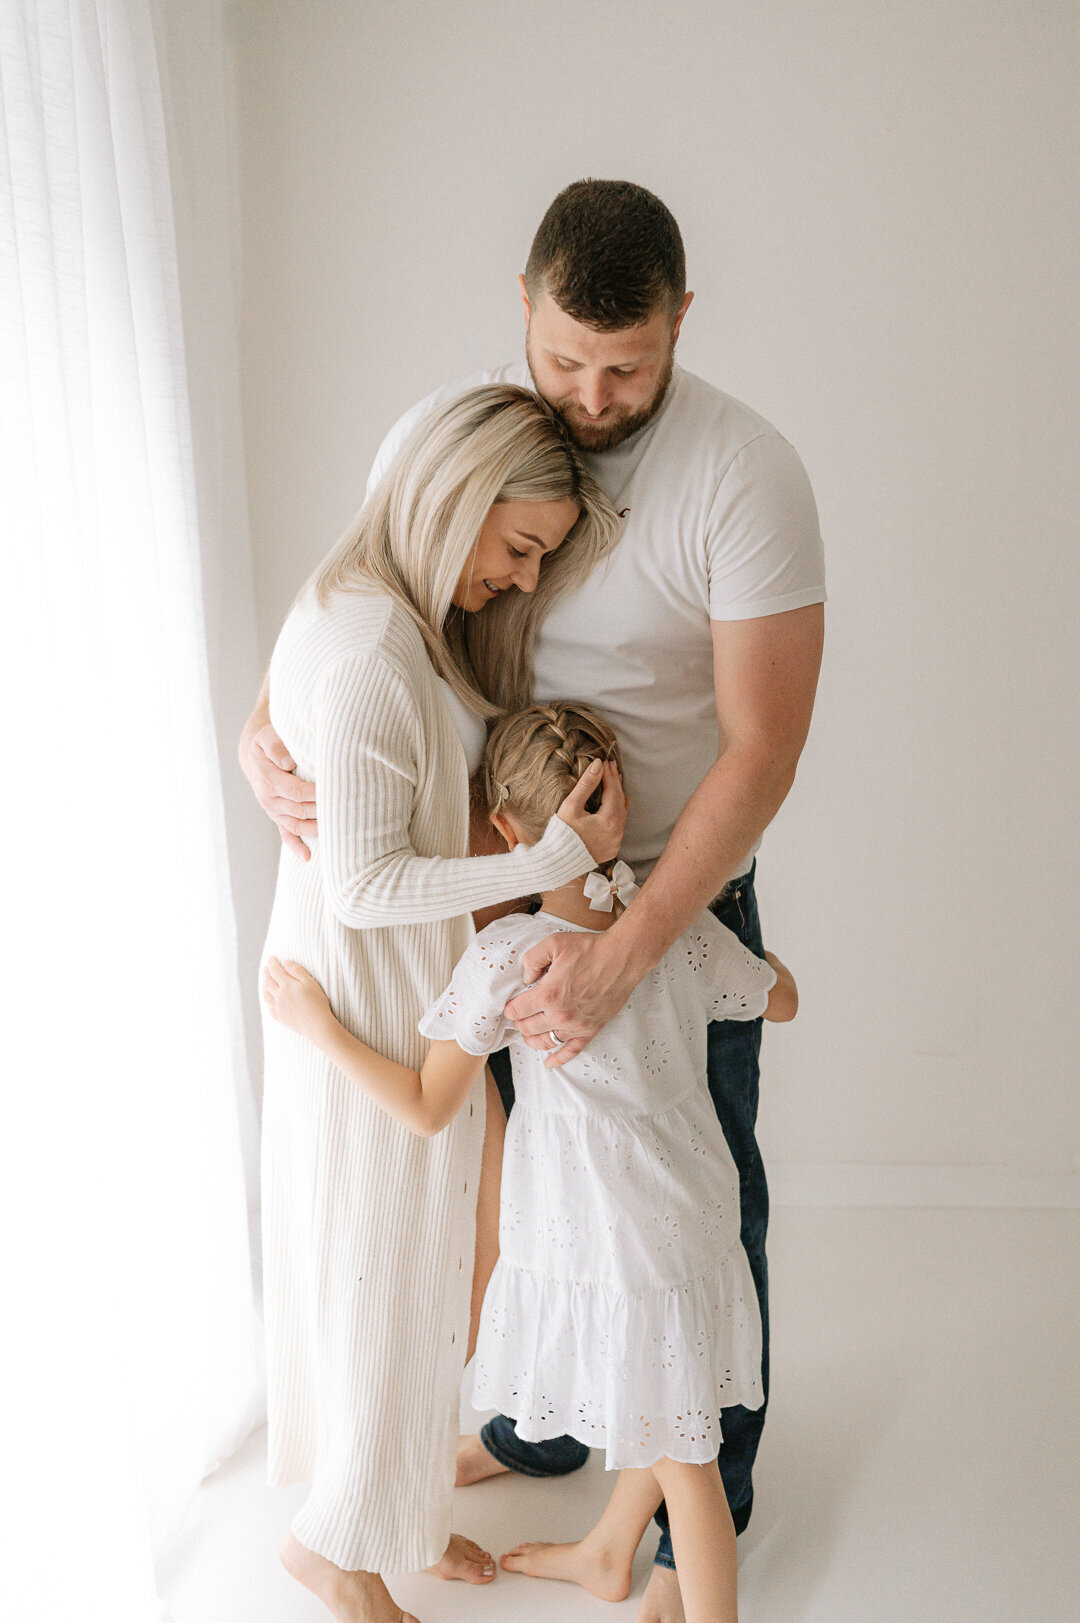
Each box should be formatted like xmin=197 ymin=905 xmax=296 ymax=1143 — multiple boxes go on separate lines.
xmin=312 ymin=385 xmax=621 ymax=717
xmin=481 ymin=701 xmax=623 ymax=872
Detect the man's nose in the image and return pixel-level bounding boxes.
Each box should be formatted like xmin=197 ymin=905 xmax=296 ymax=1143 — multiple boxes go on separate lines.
xmin=576 ymin=375 xmax=611 ymax=418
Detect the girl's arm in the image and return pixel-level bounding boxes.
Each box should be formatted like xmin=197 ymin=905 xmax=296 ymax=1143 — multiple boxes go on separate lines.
xmin=762 ymin=949 xmax=798 ymax=1022
xmin=262 ymin=957 xmax=486 ymax=1136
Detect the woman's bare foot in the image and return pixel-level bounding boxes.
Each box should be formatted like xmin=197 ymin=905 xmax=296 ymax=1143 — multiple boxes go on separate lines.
xmin=637 ymin=1563 xmax=685 ymax=1623
xmin=499 ymin=1534 xmax=633 ymax=1602
xmin=281 ymin=1531 xmax=420 ymax=1623
xmin=455 ymin=1433 xmax=510 ymax=1487
xmin=426 ymin=1532 xmax=496 ymax=1583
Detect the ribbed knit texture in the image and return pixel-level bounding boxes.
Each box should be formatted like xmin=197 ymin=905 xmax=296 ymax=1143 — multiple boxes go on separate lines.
xmin=260 ymin=586 xmax=593 ymax=1572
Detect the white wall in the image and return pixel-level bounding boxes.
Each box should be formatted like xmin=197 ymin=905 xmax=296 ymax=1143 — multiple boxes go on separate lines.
xmin=232 ymin=0 xmax=1079 ymax=1201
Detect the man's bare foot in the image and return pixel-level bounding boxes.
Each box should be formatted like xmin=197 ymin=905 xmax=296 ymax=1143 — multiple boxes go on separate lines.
xmin=637 ymin=1563 xmax=685 ymax=1623
xmin=280 ymin=1531 xmax=419 ymax=1623
xmin=500 ymin=1535 xmax=633 ymax=1603
xmin=427 ymin=1532 xmax=496 ymax=1583
xmin=455 ymin=1433 xmax=510 ymax=1487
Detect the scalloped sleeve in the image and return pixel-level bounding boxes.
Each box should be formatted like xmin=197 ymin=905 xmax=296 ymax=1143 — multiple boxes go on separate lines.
xmin=417 ymin=922 xmax=534 ymax=1056
xmin=315 ymin=654 xmax=593 ymax=927
xmin=680 ymin=910 xmax=776 ymax=1022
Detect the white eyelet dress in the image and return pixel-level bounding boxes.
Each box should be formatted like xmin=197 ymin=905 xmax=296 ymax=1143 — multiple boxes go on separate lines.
xmin=419 ymin=906 xmax=776 ymax=1470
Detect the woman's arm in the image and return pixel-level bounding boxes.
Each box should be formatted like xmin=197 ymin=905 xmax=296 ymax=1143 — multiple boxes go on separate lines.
xmin=762 ymin=949 xmax=798 ymax=1022
xmin=262 ymin=957 xmax=486 ymax=1136
xmin=316 ymin=654 xmax=623 ymax=927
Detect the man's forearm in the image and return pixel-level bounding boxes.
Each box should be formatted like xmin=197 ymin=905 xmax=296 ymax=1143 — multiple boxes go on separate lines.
xmin=611 ymin=743 xmax=798 ymax=979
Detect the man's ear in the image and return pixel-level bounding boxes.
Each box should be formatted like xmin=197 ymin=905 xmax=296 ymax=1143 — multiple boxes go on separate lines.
xmin=517 ymin=272 xmax=531 ymax=329
xmin=490 ymin=810 xmax=517 ymax=850
xmin=672 ymin=290 xmax=694 ymax=345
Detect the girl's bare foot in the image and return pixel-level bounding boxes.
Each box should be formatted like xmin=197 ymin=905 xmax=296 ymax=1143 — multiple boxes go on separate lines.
xmin=427 ymin=1532 xmax=496 ymax=1582
xmin=455 ymin=1433 xmax=510 ymax=1486
xmin=280 ymin=1531 xmax=419 ymax=1623
xmin=637 ymin=1563 xmax=685 ymax=1623
xmin=500 ymin=1534 xmax=633 ymax=1602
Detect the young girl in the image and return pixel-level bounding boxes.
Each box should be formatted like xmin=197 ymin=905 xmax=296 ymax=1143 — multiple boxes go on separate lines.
xmin=263 ymin=701 xmax=797 ymax=1623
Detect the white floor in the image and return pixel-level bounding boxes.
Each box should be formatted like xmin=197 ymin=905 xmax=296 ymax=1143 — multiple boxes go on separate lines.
xmin=158 ymin=1208 xmax=1080 ymax=1623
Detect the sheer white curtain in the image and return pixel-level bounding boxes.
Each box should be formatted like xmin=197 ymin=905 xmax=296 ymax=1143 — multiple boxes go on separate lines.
xmin=0 ymin=3 xmax=261 ymax=1619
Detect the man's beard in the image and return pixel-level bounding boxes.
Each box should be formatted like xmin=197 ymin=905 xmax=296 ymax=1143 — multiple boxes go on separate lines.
xmin=526 ymin=335 xmax=675 ymax=453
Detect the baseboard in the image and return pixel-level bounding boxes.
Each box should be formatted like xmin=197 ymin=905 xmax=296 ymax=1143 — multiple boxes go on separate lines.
xmin=767 ymin=1162 xmax=1080 ymax=1209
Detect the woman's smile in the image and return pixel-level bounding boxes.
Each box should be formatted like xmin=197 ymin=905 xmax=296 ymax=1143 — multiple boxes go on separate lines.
xmin=452 ymin=496 xmax=580 ymax=611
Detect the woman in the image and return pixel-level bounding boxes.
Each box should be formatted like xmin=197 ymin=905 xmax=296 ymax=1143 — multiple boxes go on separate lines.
xmin=259 ymin=385 xmax=624 ymax=1623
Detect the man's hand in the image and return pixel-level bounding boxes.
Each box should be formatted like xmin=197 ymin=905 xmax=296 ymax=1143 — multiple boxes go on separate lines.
xmin=503 ymin=929 xmax=634 ymax=1067
xmin=240 ymin=715 xmax=318 ymax=860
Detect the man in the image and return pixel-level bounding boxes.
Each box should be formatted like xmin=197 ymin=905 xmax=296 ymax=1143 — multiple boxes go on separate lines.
xmin=242 ymin=179 xmax=824 ymax=1623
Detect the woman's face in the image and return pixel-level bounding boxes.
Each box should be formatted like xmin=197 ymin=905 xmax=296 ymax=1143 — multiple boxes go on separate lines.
xmin=452 ymin=497 xmax=580 ymax=612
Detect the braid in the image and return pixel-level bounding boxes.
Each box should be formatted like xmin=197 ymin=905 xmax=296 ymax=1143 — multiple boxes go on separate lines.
xmin=481 ymin=700 xmax=623 ymax=867
xmin=542 ymin=706 xmax=609 ymax=784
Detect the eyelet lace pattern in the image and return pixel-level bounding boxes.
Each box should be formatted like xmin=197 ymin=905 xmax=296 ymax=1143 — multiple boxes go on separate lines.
xmin=471 ymin=1248 xmax=761 ymax=1469
xmin=418 ymin=906 xmax=776 ymax=1467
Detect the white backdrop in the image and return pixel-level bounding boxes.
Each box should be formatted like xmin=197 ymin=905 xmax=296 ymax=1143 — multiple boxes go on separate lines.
xmin=165 ymin=0 xmax=1079 ymax=1206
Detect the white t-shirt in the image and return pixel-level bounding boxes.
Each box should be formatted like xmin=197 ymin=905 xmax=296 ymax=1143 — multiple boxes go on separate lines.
xmin=367 ymin=362 xmax=826 ymax=879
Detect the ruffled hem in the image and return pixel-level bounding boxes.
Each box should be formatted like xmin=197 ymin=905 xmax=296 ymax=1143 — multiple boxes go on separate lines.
xmin=471 ymin=1245 xmax=763 ymax=1470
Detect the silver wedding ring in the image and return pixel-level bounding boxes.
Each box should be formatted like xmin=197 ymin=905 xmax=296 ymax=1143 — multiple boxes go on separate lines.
xmin=547 ymin=1029 xmax=562 ymax=1047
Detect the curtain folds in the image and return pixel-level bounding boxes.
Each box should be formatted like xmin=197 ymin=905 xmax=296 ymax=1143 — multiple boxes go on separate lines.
xmin=0 ymin=3 xmax=262 ymax=1618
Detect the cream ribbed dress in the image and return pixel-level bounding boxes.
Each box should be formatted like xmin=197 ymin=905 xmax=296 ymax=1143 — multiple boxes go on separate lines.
xmin=260 ymin=585 xmax=593 ymax=1573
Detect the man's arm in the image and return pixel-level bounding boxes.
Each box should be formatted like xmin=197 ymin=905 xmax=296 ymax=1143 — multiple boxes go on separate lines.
xmin=239 ymin=671 xmax=318 ymax=860
xmin=617 ymin=603 xmax=824 ymax=973
xmin=505 ymin=603 xmax=823 ymax=1063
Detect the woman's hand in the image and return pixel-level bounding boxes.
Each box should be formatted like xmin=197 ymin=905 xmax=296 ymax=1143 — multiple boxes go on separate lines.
xmin=555 ymin=760 xmax=628 ymax=864
xmin=262 ymin=956 xmax=335 ymax=1041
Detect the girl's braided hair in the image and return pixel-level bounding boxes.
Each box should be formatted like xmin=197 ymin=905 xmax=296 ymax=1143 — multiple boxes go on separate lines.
xmin=480 ymin=701 xmax=624 ymax=875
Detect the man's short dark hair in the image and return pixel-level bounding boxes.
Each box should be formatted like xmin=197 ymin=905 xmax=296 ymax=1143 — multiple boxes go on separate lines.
xmin=525 ymin=179 xmax=686 ymax=331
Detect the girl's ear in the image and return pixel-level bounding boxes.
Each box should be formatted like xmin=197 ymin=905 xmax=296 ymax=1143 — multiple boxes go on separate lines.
xmin=490 ymin=810 xmax=517 ymax=851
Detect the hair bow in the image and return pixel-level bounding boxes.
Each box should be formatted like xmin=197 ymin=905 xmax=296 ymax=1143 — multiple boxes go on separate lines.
xmin=583 ymin=860 xmax=639 ymax=913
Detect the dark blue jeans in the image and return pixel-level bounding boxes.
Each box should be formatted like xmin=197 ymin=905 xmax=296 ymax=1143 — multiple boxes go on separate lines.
xmin=482 ymin=865 xmax=769 ymax=1563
